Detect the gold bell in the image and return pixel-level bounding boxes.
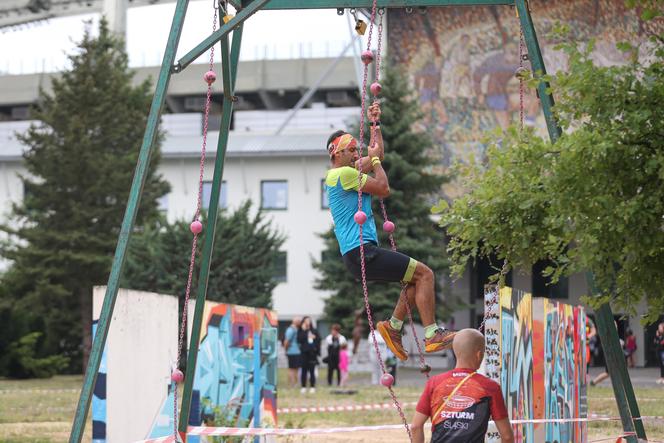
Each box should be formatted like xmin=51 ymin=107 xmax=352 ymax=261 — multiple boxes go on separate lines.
xmin=223 ymin=14 xmax=234 ymax=24
xmin=355 ymin=19 xmax=367 ymax=35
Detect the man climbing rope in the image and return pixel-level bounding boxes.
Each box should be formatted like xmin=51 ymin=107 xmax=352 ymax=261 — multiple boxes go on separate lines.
xmin=324 ymin=102 xmax=455 ymax=362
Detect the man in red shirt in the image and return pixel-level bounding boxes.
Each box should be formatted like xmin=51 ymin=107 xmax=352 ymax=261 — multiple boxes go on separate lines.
xmin=412 ymin=328 xmax=514 ymax=443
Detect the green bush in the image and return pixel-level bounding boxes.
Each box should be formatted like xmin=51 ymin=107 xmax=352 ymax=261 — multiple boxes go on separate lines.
xmin=5 ymin=332 xmax=69 ymax=379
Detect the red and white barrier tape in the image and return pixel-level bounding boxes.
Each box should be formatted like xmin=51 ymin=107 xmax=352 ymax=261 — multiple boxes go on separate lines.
xmin=277 ymin=401 xmax=417 ymax=414
xmin=134 ymin=415 xmax=664 ymax=442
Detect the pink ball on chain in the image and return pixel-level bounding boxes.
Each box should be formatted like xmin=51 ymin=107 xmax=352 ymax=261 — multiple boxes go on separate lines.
xmin=370 ymin=82 xmax=382 ymax=96
xmin=171 ymin=369 xmax=184 ymax=383
xmin=203 ymin=70 xmax=217 ymax=85
xmin=383 ymin=220 xmax=395 ymax=233
xmin=190 ymin=220 xmax=203 ymax=234
xmin=380 ymin=373 xmax=394 ymax=387
xmin=354 ymin=210 xmax=367 ymax=225
xmin=360 ymin=50 xmax=374 ymax=65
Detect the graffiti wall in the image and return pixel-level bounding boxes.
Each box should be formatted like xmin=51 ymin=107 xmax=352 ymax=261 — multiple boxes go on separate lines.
xmin=388 ymin=0 xmax=661 ymax=199
xmin=92 ymin=288 xmax=277 ymax=442
xmin=485 ymin=288 xmax=587 ymax=442
xmin=499 ymin=288 xmax=534 ymax=441
xmin=191 ymin=302 xmax=278 ymax=429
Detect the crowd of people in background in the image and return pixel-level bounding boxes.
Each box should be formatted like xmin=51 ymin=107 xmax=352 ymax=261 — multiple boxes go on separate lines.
xmin=282 ymin=316 xmax=401 ymax=393
xmin=283 ymin=317 xmax=355 ymax=394
xmin=285 ymin=316 xmax=664 ymax=396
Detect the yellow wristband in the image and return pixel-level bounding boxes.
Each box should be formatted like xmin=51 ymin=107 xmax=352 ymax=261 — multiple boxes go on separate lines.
xmin=371 ymin=157 xmax=381 ymax=167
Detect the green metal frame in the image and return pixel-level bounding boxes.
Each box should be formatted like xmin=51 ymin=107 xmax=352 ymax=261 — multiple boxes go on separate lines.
xmin=68 ymin=0 xmax=642 ymax=441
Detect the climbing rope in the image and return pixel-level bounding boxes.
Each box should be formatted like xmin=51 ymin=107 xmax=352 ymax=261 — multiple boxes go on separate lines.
xmin=518 ymin=27 xmax=525 ymax=131
xmin=352 ymin=4 xmax=424 ymax=441
xmin=170 ymin=2 xmax=220 ymax=440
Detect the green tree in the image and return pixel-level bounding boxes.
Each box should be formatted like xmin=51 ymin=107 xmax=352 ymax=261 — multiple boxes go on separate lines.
xmin=315 ymin=64 xmax=451 ymax=335
xmin=435 ymin=5 xmax=664 ymax=319
xmin=122 ymin=201 xmax=286 ymax=309
xmin=0 ymin=20 xmax=170 ymax=374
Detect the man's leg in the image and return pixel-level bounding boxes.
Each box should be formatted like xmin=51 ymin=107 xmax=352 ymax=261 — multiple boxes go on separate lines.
xmin=408 ymin=262 xmax=455 ymax=353
xmin=377 ymin=285 xmax=414 ymax=361
xmin=409 ymin=263 xmax=435 ymax=326
xmin=391 ymin=284 xmax=416 ymax=321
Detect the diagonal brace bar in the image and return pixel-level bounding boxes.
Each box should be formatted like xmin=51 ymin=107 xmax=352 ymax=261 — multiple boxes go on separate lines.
xmin=594 ymin=304 xmax=641 ymax=443
xmin=177 ymin=24 xmax=245 ymax=435
xmin=515 ymin=0 xmax=560 ymax=142
xmin=68 ymin=1 xmax=192 ymax=442
xmin=175 ymin=0 xmax=269 ymax=72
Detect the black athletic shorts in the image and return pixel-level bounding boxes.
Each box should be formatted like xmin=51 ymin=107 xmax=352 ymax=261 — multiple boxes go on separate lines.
xmin=342 ymin=242 xmax=418 ymax=283
xmin=287 ymin=354 xmax=302 ymax=369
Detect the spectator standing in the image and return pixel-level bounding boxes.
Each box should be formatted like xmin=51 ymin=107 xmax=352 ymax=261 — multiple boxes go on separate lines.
xmin=339 ymin=342 xmax=350 ymax=387
xmin=624 ymin=329 xmax=637 ymax=368
xmin=297 ymin=316 xmax=321 ymax=394
xmin=283 ymin=317 xmax=302 ymax=388
xmin=324 ymin=324 xmax=347 ymax=386
xmin=654 ymin=323 xmax=664 ymax=384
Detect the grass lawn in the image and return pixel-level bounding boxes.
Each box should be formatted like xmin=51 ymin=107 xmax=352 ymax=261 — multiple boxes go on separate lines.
xmin=1 ymin=369 xmax=663 ymax=442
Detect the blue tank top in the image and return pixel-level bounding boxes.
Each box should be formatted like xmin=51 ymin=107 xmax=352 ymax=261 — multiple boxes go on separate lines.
xmin=325 ymin=166 xmax=378 ymax=255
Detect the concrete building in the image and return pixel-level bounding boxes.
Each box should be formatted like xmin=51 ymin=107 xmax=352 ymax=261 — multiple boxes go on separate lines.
xmin=0 ymin=49 xmax=655 ymax=367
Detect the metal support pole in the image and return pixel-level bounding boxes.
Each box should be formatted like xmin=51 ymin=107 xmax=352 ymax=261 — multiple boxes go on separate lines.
xmin=252 ymin=331 xmax=262 ymax=443
xmin=177 ymin=24 xmax=245 ymax=434
xmin=519 ymin=2 xmax=645 ymax=437
xmin=594 ymin=304 xmax=640 ymax=443
xmin=515 ymin=0 xmax=560 ymax=141
xmin=68 ymin=2 xmax=191 ymax=441
xmin=229 ymin=0 xmax=514 ymax=9
xmin=175 ymin=0 xmax=270 ymax=72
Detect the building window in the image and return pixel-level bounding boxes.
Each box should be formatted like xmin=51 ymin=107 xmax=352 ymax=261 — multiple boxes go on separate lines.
xmin=261 ymin=180 xmax=288 ymax=210
xmin=273 ymin=251 xmax=287 ymax=283
xmin=321 ymin=179 xmax=329 ymax=209
xmin=202 ymin=181 xmax=228 ymax=210
xmin=532 ymin=260 xmax=568 ymax=299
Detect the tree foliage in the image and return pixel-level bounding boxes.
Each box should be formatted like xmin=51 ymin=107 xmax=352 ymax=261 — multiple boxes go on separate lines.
xmin=0 ymin=20 xmax=170 ymax=375
xmin=123 ymin=202 xmax=286 ymax=309
xmin=435 ymin=7 xmax=664 ymax=319
xmin=315 ymin=64 xmax=452 ymax=335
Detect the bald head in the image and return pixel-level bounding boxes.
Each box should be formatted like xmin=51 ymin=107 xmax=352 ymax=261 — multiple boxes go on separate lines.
xmin=452 ymin=329 xmax=486 ymax=369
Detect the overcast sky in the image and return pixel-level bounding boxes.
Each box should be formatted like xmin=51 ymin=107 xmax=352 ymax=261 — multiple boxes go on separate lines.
xmin=0 ymin=1 xmax=372 ymax=74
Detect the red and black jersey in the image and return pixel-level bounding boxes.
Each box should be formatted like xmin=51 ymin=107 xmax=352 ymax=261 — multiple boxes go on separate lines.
xmin=416 ymin=368 xmax=508 ymax=443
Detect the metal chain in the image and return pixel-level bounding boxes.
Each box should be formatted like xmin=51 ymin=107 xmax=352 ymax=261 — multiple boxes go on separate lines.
xmin=519 ymin=27 xmax=525 ymax=132
xmin=172 ymin=6 xmax=218 ymax=439
xmin=355 ymin=2 xmax=412 ymax=441
xmin=372 ymin=9 xmax=429 ymax=378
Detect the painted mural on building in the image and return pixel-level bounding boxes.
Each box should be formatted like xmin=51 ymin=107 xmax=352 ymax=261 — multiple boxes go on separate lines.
xmin=192 ymin=302 xmax=278 ymax=428
xmin=388 ymin=0 xmax=659 ymax=199
xmin=485 ymin=288 xmax=587 ymax=442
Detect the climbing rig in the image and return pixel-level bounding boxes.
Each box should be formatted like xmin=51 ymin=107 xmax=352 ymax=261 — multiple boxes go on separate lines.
xmin=69 ymin=1 xmax=644 ymax=442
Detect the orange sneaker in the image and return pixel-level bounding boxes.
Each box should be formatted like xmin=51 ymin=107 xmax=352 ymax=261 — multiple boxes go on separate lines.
xmin=424 ymin=328 xmax=456 ymax=353
xmin=376 ymin=320 xmax=408 ymax=361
